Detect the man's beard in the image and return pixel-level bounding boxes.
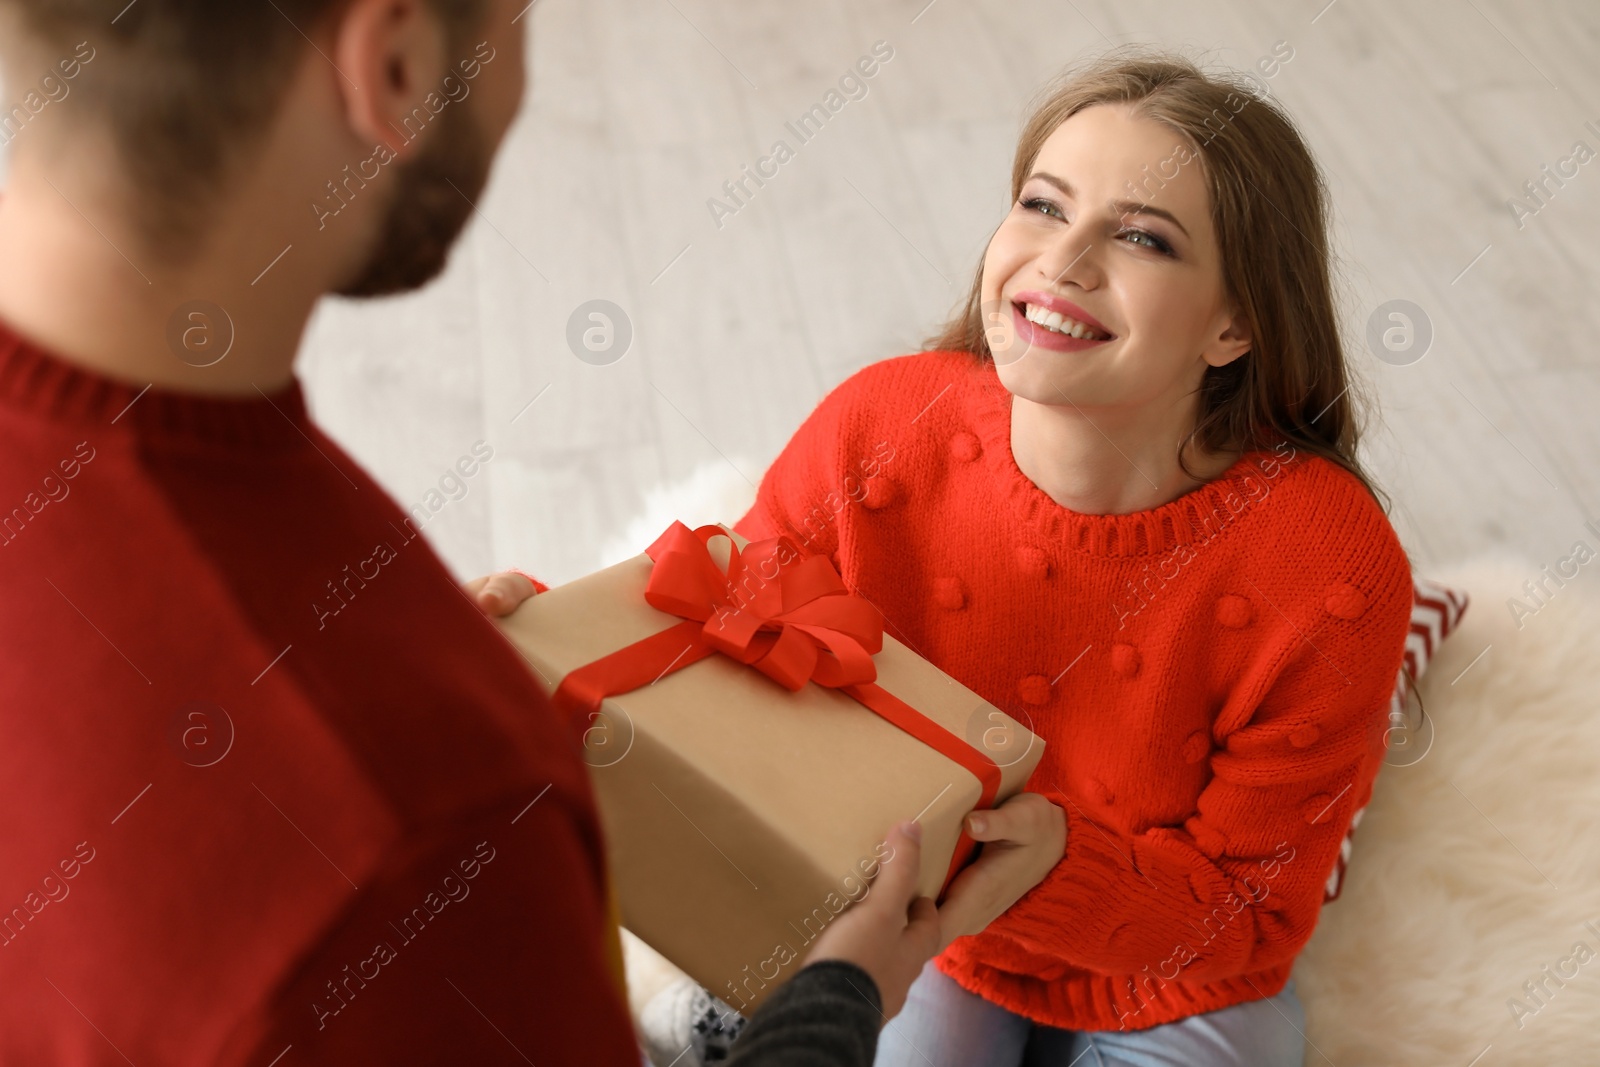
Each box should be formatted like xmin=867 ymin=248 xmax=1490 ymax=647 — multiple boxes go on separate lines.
xmin=335 ymin=100 xmax=491 ymax=298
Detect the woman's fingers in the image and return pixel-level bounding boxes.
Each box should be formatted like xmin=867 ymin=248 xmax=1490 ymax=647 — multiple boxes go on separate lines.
xmin=466 ymin=571 xmax=537 ymax=617
xmin=932 ymin=858 xmax=1005 ymax=953
xmin=964 ymin=791 xmax=1063 ymax=844
xmin=935 ymin=797 xmax=1068 ymax=950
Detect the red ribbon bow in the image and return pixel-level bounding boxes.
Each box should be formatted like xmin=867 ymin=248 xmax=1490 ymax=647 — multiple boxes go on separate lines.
xmin=642 ymin=521 xmax=886 ymax=691
xmin=551 ymin=521 xmax=1002 ymax=899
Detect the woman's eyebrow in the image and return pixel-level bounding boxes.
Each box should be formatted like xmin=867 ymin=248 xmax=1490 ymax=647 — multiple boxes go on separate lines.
xmin=1028 ymin=171 xmax=1191 ymax=239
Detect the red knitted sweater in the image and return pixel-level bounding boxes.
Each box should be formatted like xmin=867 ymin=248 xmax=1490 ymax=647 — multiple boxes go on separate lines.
xmin=732 ymin=350 xmax=1413 ymax=1033
xmin=0 ymin=322 xmax=637 ymax=1065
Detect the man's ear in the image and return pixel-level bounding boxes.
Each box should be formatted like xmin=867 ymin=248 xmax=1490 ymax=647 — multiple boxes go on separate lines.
xmin=331 ymin=0 xmax=448 ymax=158
xmin=1204 ymin=305 xmax=1252 ymax=369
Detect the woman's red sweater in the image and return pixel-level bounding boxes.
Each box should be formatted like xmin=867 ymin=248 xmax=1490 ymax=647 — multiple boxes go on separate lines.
xmin=733 ymin=350 xmax=1413 ymax=1032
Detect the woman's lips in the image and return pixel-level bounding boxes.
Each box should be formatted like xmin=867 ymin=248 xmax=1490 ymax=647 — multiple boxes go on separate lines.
xmin=1012 ymin=290 xmax=1113 ymax=335
xmin=1008 ymin=301 xmax=1116 ymax=353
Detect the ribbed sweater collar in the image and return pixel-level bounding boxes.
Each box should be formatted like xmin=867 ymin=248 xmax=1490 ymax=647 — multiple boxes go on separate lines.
xmin=0 ymin=317 xmax=312 ymax=451
xmin=952 ymin=351 xmax=1302 ymax=559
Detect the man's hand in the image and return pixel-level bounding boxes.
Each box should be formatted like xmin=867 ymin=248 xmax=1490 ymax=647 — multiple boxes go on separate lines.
xmin=464 ymin=571 xmax=539 ymax=617
xmin=933 ymin=791 xmax=1066 ymax=954
xmin=800 ymin=820 xmax=942 ymax=1022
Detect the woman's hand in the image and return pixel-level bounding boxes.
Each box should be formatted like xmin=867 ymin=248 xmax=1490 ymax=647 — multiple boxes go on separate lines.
xmin=463 ymin=571 xmax=539 ymax=617
xmin=800 ymin=820 xmax=942 ymax=1022
xmin=933 ymin=791 xmax=1066 ymax=954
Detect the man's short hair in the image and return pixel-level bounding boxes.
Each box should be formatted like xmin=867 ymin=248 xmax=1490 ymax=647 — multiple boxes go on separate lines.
xmin=3 ymin=0 xmax=485 ymax=257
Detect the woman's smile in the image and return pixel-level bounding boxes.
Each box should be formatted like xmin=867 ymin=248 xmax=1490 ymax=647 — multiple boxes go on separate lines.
xmin=1009 ymin=289 xmax=1116 ymax=353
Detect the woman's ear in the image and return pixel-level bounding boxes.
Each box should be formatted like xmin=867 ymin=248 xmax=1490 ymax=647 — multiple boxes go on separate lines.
xmin=1203 ymin=306 xmax=1253 ymax=369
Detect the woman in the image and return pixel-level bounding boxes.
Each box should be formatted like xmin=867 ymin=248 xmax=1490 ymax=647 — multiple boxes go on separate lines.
xmin=485 ymin=48 xmax=1413 ymax=1067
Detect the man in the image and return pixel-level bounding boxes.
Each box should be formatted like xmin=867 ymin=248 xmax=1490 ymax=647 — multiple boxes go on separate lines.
xmin=0 ymin=1 xmax=1065 ymax=1062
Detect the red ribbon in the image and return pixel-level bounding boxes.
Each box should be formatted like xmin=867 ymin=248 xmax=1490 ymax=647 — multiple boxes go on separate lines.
xmin=551 ymin=521 xmax=1002 ymax=899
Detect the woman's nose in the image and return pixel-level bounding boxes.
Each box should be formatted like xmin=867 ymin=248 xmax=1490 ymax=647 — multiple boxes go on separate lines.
xmin=1037 ymin=222 xmax=1101 ymax=288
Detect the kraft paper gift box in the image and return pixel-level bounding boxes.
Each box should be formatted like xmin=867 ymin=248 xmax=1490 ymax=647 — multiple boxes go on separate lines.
xmin=498 ymin=521 xmax=1044 ymax=1015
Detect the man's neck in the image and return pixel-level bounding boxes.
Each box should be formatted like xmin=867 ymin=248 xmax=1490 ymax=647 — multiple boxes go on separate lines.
xmin=0 ymin=152 xmax=324 ymax=398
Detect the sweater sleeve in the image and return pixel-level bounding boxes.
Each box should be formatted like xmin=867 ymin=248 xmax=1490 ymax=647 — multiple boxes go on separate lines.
xmin=723 ymin=961 xmax=883 ymax=1067
xmin=979 ymin=532 xmax=1414 ymax=983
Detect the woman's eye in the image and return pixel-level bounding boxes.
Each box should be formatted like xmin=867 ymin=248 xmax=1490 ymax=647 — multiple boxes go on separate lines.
xmin=1120 ymin=228 xmax=1174 ymax=256
xmin=1020 ymin=197 xmax=1064 ymax=220
xmin=1021 ymin=198 xmax=1174 ymax=257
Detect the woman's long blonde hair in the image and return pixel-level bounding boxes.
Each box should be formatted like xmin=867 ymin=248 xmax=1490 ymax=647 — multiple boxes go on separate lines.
xmin=929 ymin=48 xmax=1389 ymax=512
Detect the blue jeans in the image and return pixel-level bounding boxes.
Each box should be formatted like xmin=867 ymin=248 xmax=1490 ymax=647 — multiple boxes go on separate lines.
xmin=874 ymin=961 xmax=1306 ymax=1067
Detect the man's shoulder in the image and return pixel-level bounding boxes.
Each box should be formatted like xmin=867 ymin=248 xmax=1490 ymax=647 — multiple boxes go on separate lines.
xmin=0 ymin=422 xmax=579 ymax=827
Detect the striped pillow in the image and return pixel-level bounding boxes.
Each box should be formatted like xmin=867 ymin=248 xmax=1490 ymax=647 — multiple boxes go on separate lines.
xmin=1322 ymin=575 xmax=1470 ymax=903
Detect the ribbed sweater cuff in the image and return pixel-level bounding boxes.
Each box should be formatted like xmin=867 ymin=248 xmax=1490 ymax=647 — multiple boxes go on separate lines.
xmin=996 ymin=800 xmax=1134 ymax=958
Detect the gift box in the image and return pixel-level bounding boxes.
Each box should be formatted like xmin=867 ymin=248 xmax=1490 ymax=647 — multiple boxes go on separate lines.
xmin=498 ymin=521 xmax=1044 ymax=1015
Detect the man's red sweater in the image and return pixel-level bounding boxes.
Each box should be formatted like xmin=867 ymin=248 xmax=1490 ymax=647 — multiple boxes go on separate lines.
xmin=0 ymin=321 xmax=638 ymax=1064
xmin=734 ymin=350 xmax=1414 ymax=1032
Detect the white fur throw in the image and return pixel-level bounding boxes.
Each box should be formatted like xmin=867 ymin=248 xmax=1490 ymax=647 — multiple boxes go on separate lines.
xmin=1295 ymin=553 xmax=1600 ymax=1064
xmin=597 ymin=457 xmax=762 ymax=570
